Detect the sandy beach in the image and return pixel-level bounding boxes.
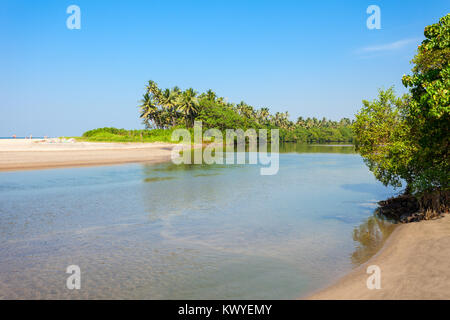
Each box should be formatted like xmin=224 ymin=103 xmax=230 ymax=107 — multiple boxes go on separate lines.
xmin=0 ymin=139 xmax=176 ymax=171
xmin=308 ymin=214 xmax=450 ymax=299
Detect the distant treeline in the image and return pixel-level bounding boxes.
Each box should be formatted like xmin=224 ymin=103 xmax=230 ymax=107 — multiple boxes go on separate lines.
xmin=81 ymin=124 xmax=354 ymax=144
xmin=82 ymin=127 xmax=176 ymax=143
xmin=138 ymin=81 xmax=355 ymax=143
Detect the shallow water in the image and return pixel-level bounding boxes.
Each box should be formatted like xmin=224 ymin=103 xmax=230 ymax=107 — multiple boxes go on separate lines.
xmin=0 ymin=144 xmax=397 ymax=299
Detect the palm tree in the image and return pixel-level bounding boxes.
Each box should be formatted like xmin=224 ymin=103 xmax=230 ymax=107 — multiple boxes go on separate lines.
xmin=284 ymin=111 xmax=290 ymax=122
xmin=296 ymin=116 xmax=305 ymax=128
xmin=172 ymin=86 xmax=182 ymax=96
xmin=158 ymin=108 xmax=172 ymax=129
xmin=312 ymin=117 xmax=318 ymax=127
xmin=177 ymin=88 xmax=199 ymax=128
xmin=282 ymin=112 xmax=290 ymax=129
xmin=139 ymin=92 xmax=159 ymax=128
xmin=246 ymin=105 xmax=256 ymax=120
xmin=216 ymin=97 xmax=226 ymax=105
xmin=257 ymin=107 xmax=270 ymax=124
xmin=146 ymin=80 xmax=160 ymax=97
xmin=160 ymin=88 xmax=180 ymax=127
xmin=236 ymin=101 xmax=255 ymax=119
xmin=273 ymin=112 xmax=282 ymax=127
xmin=205 ymin=89 xmax=217 ymax=102
xmin=340 ymin=118 xmax=351 ymax=126
xmin=236 ymin=101 xmax=247 ymax=116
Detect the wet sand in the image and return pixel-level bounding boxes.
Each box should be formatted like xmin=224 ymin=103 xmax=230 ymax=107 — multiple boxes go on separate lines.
xmin=308 ymin=214 xmax=450 ymax=299
xmin=0 ymin=139 xmax=176 ymax=171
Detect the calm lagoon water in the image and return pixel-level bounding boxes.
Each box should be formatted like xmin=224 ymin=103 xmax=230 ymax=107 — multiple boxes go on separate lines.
xmin=0 ymin=144 xmax=397 ymax=299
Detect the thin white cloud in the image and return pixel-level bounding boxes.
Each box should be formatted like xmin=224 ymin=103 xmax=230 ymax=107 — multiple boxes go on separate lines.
xmin=357 ymin=38 xmax=420 ymax=54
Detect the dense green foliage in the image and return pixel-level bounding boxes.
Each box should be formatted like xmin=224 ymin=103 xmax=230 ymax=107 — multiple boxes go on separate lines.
xmin=354 ymin=14 xmax=449 ymax=195
xmin=81 ymin=127 xmax=178 ymax=143
xmin=353 ymin=88 xmax=413 ymax=189
xmin=401 ymin=14 xmax=449 ymax=193
xmin=138 ymin=81 xmax=354 ymax=143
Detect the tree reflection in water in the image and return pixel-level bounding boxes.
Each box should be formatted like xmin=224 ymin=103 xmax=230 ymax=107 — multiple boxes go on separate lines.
xmin=351 ymin=209 xmax=397 ymax=266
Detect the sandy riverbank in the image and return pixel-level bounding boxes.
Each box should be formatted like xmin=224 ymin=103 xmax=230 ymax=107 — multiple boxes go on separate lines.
xmin=308 ymin=214 xmax=450 ymax=299
xmin=0 ymin=139 xmax=176 ymax=171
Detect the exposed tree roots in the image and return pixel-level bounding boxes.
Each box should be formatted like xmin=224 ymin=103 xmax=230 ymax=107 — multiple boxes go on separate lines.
xmin=378 ymin=190 xmax=450 ymax=223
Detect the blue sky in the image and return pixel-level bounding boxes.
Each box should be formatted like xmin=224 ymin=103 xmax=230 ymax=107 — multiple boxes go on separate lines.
xmin=1 ymin=0 xmax=448 ymax=136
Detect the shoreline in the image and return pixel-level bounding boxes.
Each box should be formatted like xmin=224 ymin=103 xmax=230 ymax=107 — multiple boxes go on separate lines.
xmin=306 ymin=214 xmax=450 ymax=299
xmin=0 ymin=139 xmax=176 ymax=172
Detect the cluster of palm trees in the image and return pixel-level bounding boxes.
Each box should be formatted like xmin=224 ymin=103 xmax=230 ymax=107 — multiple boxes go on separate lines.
xmin=233 ymin=102 xmax=353 ymax=131
xmin=234 ymin=102 xmax=290 ymax=128
xmin=140 ymin=81 xmax=201 ymax=129
xmin=139 ymin=80 xmax=353 ymax=131
xmin=296 ymin=116 xmax=353 ymax=129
